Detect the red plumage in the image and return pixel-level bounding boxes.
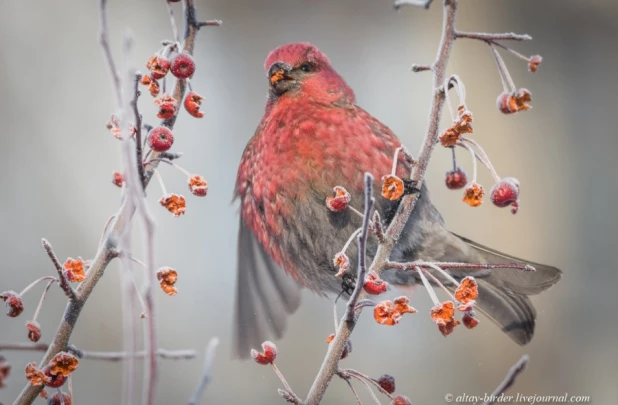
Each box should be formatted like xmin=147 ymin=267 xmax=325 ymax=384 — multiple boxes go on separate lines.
xmin=233 ymin=42 xmax=561 ymax=359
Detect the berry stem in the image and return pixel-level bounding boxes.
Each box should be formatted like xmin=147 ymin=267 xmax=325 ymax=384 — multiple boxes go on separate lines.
xmin=128 ymin=256 xmax=150 ymax=318
xmin=456 ymin=141 xmax=478 ymax=183
xmin=415 ymin=265 xmax=440 ymax=305
xmin=345 ymin=369 xmax=395 ymax=400
xmin=490 ymin=41 xmax=532 ymax=63
xmin=57 ymin=388 xmax=65 ymax=405
xmin=338 ymin=374 xmax=363 ymax=405
xmin=271 ymin=362 xmax=296 ymax=397
xmin=422 ymin=268 xmax=459 ymax=303
xmin=347 ymin=373 xmax=382 ymax=405
xmin=462 ymin=137 xmax=501 ymax=182
xmin=491 ymin=45 xmax=516 ymax=92
xmin=153 ymin=168 xmax=169 ymax=196
xmin=18 ymin=276 xmax=57 ymax=297
xmin=341 ymin=228 xmax=363 ymax=254
xmin=31 ymin=279 xmax=55 ymax=323
xmin=451 ymin=146 xmax=457 ymax=172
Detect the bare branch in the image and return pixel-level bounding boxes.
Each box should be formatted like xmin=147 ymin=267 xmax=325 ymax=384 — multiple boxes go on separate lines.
xmin=131 ymin=73 xmax=146 ymax=188
xmin=188 ymin=337 xmax=220 ymax=405
xmin=41 ymin=239 xmax=76 ymax=300
xmin=387 ymin=260 xmax=535 ymax=272
xmin=411 ymin=64 xmax=432 ymax=72
xmin=394 ymin=0 xmax=433 ymax=10
xmin=483 ymin=355 xmax=529 ymax=405
xmin=304 ymin=2 xmax=460 ymax=403
xmin=198 ymin=20 xmax=223 ymax=27
xmin=0 ymin=342 xmax=196 ymax=361
xmin=456 ymin=31 xmax=532 ymax=42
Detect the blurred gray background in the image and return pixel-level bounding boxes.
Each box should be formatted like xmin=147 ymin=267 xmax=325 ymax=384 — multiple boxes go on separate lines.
xmin=1 ymin=0 xmax=617 ymax=404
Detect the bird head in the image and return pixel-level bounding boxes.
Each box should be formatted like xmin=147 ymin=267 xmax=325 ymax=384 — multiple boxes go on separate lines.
xmin=264 ymin=42 xmax=355 ymax=104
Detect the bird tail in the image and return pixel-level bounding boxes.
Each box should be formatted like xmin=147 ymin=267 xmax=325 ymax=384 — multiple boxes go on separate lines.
xmin=453 ymin=233 xmax=562 ymax=345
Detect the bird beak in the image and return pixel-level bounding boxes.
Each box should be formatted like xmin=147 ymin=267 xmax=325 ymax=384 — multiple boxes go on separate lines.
xmin=268 ymin=63 xmax=294 ymax=95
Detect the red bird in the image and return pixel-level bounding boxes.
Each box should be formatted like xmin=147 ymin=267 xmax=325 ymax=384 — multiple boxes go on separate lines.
xmin=234 ymin=43 xmax=561 ymax=357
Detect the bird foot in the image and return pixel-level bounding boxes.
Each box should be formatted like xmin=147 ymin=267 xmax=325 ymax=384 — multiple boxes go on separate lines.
xmin=340 ymin=273 xmax=357 ymax=296
xmin=403 ymin=179 xmax=421 ymax=195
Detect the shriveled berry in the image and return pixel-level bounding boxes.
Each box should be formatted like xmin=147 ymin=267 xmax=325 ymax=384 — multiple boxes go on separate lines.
xmin=490 ymin=177 xmax=520 ymax=208
xmin=112 ymin=172 xmax=124 ymax=187
xmin=1 ymin=291 xmax=24 ymax=317
xmin=251 ymin=341 xmax=277 ymax=365
xmin=146 ymin=55 xmax=171 ymax=79
xmin=147 ymin=127 xmax=174 ymax=152
xmin=42 ymin=366 xmax=66 ymax=388
xmin=391 ymin=395 xmax=411 ymax=405
xmin=188 ymin=175 xmax=208 ymax=197
xmin=377 ymin=374 xmax=396 ymax=394
xmin=170 ymin=52 xmax=196 ymax=79
xmin=528 ymin=55 xmax=543 ymax=73
xmin=26 ymin=320 xmax=42 ymax=343
xmin=445 ymin=167 xmax=467 ymax=190
xmin=184 ymin=91 xmax=205 ymax=118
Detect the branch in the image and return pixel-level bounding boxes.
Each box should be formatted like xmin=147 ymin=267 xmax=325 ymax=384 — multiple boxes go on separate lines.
xmin=131 ymin=72 xmax=146 ymax=188
xmin=0 ymin=342 xmax=196 ymax=361
xmin=455 ymin=31 xmax=532 ymax=42
xmin=41 ymin=239 xmax=76 ymax=300
xmin=394 ymin=0 xmax=433 ymax=10
xmin=188 ymin=337 xmax=220 ymax=405
xmin=12 ymin=1 xmax=217 ymax=403
xmin=483 ymin=355 xmax=529 ymax=405
xmin=387 ymin=260 xmax=535 ymax=272
xmin=304 ymin=1 xmax=460 ymax=403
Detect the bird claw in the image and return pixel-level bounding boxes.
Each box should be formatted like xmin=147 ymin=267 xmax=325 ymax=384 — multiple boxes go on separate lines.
xmin=403 ymin=179 xmax=421 ymax=195
xmin=341 ymin=273 xmax=357 ymax=295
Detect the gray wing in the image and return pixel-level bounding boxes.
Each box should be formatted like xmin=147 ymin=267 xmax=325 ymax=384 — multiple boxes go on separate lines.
xmin=234 ymin=220 xmax=302 ymax=358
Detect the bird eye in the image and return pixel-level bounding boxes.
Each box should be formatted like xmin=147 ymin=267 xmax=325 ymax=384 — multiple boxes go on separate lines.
xmin=300 ymin=63 xmax=312 ymax=73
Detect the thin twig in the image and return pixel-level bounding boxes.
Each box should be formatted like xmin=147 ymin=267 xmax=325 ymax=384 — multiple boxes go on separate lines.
xmin=482 ymin=355 xmax=529 ymax=405
xmin=387 ymin=260 xmax=535 ymax=272
xmin=197 ymin=20 xmax=223 ymax=27
xmin=304 ymin=2 xmax=460 ymax=403
xmin=0 ymin=342 xmax=196 ymax=361
xmin=394 ymin=0 xmax=433 ymax=10
xmin=99 ymin=0 xmax=122 ymax=106
xmin=41 ymin=239 xmax=76 ymax=300
xmin=188 ymin=337 xmax=220 ymax=405
xmin=131 ymin=73 xmax=146 ymax=188
xmin=345 ymin=174 xmax=375 ymax=324
xmin=455 ymin=31 xmax=531 ymax=42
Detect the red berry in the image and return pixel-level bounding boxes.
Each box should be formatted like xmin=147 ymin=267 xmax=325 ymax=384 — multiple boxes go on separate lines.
xmin=170 ymin=52 xmax=196 ymax=79
xmin=251 ymin=341 xmax=277 ymax=365
xmin=147 ymin=127 xmax=174 ymax=152
xmin=490 ymin=177 xmax=520 ymax=208
xmin=377 ymin=374 xmax=396 ymax=394
xmin=363 ymin=271 xmax=388 ymax=295
xmin=445 ymin=167 xmax=467 ymax=190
